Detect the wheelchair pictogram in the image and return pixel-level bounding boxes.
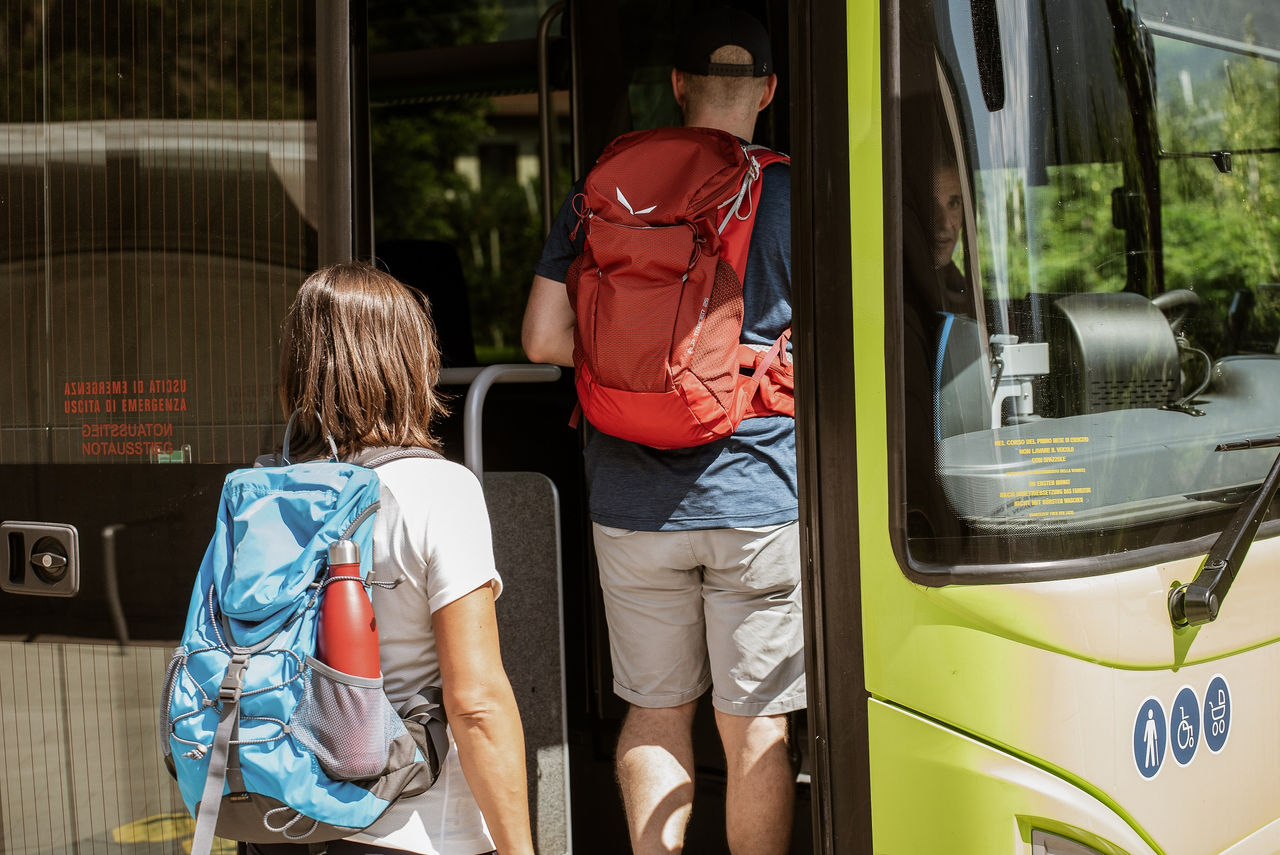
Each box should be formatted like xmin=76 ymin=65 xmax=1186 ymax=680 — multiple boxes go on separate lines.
xmin=1176 ymin=707 xmax=1195 ymax=751
xmin=1170 ymin=686 xmax=1200 ymax=766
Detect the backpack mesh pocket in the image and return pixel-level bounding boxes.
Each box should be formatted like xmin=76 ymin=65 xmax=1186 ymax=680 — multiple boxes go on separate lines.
xmin=293 ymin=657 xmax=409 ymax=782
xmin=685 ymin=258 xmax=744 ymax=402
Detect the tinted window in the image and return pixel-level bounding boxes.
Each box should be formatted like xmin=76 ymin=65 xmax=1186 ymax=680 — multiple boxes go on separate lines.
xmin=0 ymin=2 xmax=318 ymax=465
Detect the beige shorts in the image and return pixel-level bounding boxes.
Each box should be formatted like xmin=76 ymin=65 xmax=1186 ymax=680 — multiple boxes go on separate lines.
xmin=592 ymin=521 xmax=806 ymax=716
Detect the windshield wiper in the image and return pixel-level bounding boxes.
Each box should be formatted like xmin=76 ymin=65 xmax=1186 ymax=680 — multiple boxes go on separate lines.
xmin=1169 ymin=436 xmax=1280 ymax=627
xmin=1159 ymin=148 xmax=1280 ymax=175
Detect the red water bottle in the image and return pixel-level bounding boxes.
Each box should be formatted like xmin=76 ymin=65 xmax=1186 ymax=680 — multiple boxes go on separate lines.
xmin=316 ymin=539 xmax=382 ymax=677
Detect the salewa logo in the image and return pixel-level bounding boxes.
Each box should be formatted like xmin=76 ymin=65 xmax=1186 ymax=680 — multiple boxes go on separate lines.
xmin=616 ymin=187 xmax=657 ymax=216
xmin=685 ymin=297 xmax=711 ymax=355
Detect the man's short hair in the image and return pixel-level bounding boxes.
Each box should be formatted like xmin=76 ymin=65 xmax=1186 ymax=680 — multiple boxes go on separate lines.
xmin=674 ymin=8 xmax=773 ymax=78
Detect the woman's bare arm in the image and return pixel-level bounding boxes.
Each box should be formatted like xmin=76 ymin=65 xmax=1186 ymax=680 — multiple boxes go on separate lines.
xmin=434 ymin=582 xmax=535 ymax=855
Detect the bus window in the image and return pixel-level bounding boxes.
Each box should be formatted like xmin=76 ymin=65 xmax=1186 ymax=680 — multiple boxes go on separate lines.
xmin=898 ymin=0 xmax=1280 ymax=573
xmin=1 ymin=3 xmax=325 ymax=849
xmin=0 ymin=2 xmax=318 ymax=467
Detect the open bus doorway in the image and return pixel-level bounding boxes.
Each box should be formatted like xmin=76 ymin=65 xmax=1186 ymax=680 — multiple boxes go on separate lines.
xmin=363 ymin=1 xmax=806 ymax=852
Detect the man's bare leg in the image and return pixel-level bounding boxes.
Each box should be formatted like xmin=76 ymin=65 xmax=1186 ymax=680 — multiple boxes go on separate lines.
xmin=715 ymin=710 xmax=794 ymax=855
xmin=616 ymin=702 xmax=698 ymax=854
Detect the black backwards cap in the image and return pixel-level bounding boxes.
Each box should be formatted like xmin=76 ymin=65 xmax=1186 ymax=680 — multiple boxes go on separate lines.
xmin=674 ymin=8 xmax=773 ymax=78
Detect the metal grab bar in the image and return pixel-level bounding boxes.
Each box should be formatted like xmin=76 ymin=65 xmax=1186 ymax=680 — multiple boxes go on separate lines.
xmin=439 ymin=364 xmax=562 ymax=479
xmin=101 ymin=524 xmax=131 ymax=648
xmin=537 ymin=1 xmax=567 ymax=236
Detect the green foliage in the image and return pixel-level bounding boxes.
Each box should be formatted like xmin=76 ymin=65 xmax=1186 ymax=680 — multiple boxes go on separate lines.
xmin=1 ymin=0 xmax=313 ymax=122
xmin=368 ymin=0 xmax=547 ymax=361
xmin=367 ymin=0 xmax=505 ymax=52
xmin=972 ymin=31 xmax=1280 ymax=358
xmin=452 ymin=175 xmax=545 ymax=355
xmin=1156 ymin=43 xmax=1280 ymax=353
xmin=371 ymin=109 xmax=492 ymax=241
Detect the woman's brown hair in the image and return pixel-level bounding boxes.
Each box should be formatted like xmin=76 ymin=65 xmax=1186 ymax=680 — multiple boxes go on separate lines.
xmin=279 ymin=261 xmax=448 ymax=459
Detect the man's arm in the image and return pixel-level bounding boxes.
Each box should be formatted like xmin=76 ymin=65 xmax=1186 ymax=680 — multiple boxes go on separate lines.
xmin=522 ymin=274 xmax=576 ymax=367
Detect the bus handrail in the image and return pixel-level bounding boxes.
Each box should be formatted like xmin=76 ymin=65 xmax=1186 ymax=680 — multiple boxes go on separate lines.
xmin=439 ymin=364 xmax=562 ymax=479
xmin=537 ymin=1 xmax=566 ymax=236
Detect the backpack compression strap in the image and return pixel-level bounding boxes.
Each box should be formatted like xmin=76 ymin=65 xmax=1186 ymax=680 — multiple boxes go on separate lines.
xmin=716 ymin=147 xmax=789 ymax=279
xmin=400 ymin=687 xmax=450 ymax=781
xmin=189 ymin=650 xmax=251 ymax=855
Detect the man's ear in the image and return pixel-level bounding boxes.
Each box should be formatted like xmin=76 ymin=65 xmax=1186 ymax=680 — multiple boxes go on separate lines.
xmin=757 ymin=73 xmax=778 ymax=112
xmin=671 ymin=68 xmax=687 ymax=108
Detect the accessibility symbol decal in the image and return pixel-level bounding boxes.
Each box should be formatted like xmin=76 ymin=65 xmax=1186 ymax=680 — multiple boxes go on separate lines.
xmin=1202 ymin=674 xmax=1231 ymax=754
xmin=1170 ymin=686 xmax=1200 ymax=766
xmin=1133 ymin=696 xmax=1166 ymax=779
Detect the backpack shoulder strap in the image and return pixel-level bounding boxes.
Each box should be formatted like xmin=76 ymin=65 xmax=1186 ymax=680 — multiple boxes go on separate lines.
xmin=747 ymin=146 xmax=790 ymax=169
xmin=718 ymin=146 xmax=789 ymax=279
xmin=349 ymin=446 xmax=445 ymax=469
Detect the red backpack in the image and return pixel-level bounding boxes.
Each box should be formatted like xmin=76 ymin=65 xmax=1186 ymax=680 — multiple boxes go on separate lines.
xmin=566 ymin=126 xmax=793 ymax=449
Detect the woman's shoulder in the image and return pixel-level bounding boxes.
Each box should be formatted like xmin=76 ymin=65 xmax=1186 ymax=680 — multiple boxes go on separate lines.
xmin=371 ymin=452 xmax=486 ymax=513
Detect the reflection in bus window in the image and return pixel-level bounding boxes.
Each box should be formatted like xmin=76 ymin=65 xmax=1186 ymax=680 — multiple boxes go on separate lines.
xmin=0 ymin=2 xmax=318 ymax=466
xmin=899 ymin=0 xmax=1280 ymax=571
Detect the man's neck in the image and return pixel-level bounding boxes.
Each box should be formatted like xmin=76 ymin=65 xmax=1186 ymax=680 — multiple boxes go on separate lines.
xmin=682 ymin=112 xmax=755 ymax=143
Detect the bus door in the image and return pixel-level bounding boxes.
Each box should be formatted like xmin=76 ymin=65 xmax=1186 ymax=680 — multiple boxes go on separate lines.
xmin=0 ymin=3 xmax=366 ymax=852
xmin=864 ymin=0 xmax=1280 ymax=851
xmin=362 ymin=2 xmax=808 ymax=852
xmin=547 ymin=2 xmax=811 ymax=851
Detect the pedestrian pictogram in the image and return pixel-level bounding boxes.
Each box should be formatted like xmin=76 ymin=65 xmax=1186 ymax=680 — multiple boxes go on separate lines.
xmin=1133 ymin=697 xmax=1166 ymax=779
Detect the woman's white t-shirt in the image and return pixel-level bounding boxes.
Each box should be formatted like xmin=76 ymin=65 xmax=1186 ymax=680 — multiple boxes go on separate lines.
xmin=348 ymin=456 xmax=502 ymax=855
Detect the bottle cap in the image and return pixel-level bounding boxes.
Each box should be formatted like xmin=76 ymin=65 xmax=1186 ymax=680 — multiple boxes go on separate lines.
xmin=327 ymin=539 xmax=359 ymax=567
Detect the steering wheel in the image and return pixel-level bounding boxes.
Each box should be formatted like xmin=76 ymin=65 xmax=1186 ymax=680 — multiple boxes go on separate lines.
xmin=1151 ymin=288 xmax=1201 ymax=335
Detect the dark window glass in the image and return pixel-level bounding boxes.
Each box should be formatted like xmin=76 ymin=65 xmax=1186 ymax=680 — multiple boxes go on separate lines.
xmin=0 ymin=1 xmax=318 ymax=465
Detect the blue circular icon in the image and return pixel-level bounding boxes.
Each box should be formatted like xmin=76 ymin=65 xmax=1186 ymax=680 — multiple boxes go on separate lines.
xmin=1202 ymin=675 xmax=1231 ymax=754
xmin=1169 ymin=686 xmax=1200 ymax=766
xmin=1133 ymin=697 xmax=1166 ymax=779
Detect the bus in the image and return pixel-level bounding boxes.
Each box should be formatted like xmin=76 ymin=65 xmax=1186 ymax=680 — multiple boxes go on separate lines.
xmin=3 ymin=1 xmax=1280 ymax=852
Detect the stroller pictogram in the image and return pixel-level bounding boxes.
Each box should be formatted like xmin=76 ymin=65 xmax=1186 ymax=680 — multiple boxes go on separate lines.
xmin=1209 ymin=688 xmax=1228 ymax=738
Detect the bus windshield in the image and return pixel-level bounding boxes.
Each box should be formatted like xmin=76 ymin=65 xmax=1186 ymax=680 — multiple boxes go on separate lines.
xmin=901 ymin=0 xmax=1280 ymax=573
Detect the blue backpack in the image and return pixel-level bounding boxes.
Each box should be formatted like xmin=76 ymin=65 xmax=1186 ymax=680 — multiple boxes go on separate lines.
xmin=161 ymin=439 xmax=448 ymax=855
